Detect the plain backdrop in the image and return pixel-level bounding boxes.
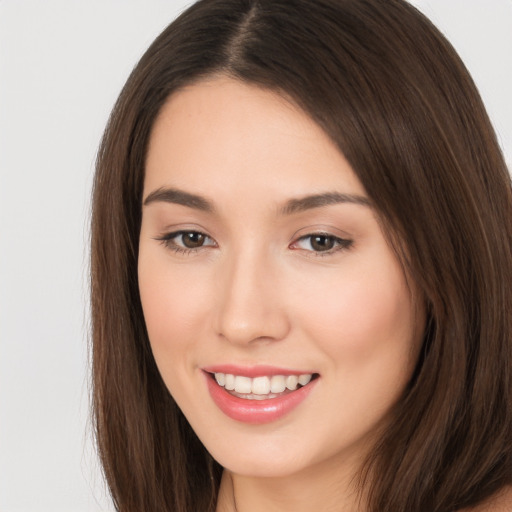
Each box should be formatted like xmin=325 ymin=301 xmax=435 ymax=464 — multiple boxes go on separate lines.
xmin=0 ymin=1 xmax=511 ymax=511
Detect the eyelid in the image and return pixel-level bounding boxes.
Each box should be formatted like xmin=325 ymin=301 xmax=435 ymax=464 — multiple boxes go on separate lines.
xmin=291 ymin=234 xmax=352 ymax=254
xmin=289 ymin=226 xmax=353 ymax=256
xmin=290 ymin=223 xmax=352 ymax=239
xmin=152 ymin=225 xmax=352 ymax=256
xmin=154 ymin=228 xmax=217 ymax=254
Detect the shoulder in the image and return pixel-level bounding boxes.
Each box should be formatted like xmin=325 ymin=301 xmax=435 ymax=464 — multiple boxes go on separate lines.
xmin=460 ymin=486 xmax=512 ymax=512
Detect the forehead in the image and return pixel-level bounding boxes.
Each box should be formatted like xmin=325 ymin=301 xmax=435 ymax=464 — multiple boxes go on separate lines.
xmin=144 ymin=77 xmax=366 ymax=202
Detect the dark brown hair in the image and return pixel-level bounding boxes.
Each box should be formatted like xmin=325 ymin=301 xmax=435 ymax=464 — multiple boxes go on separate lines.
xmin=91 ymin=1 xmax=512 ymax=510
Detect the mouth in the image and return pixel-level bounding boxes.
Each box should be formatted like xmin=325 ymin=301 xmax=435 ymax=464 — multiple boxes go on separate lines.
xmin=202 ymin=367 xmax=319 ymax=424
xmin=208 ymin=371 xmax=318 ymax=400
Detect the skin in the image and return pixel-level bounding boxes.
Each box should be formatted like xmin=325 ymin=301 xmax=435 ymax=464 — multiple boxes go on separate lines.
xmin=138 ymin=77 xmax=426 ymax=511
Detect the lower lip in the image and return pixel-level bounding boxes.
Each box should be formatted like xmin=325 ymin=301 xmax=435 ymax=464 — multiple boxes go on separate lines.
xmin=204 ymin=373 xmax=318 ymax=424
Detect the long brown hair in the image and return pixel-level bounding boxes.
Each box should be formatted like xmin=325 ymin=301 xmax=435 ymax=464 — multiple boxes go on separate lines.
xmin=91 ymin=1 xmax=512 ymax=510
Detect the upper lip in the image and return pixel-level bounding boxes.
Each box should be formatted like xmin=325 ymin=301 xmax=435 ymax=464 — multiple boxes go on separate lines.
xmin=201 ymin=364 xmax=316 ymax=378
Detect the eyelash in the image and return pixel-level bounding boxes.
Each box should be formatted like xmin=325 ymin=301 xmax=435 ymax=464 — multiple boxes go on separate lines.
xmin=291 ymin=233 xmax=353 ymax=256
xmin=155 ymin=230 xmax=216 ymax=255
xmin=155 ymin=230 xmax=353 ymax=256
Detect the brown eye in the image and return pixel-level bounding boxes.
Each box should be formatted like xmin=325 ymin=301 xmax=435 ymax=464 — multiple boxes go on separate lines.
xmin=157 ymin=230 xmax=215 ymax=253
xmin=181 ymin=232 xmax=206 ymax=248
xmin=291 ymin=233 xmax=353 ymax=255
xmin=310 ymin=235 xmax=335 ymax=251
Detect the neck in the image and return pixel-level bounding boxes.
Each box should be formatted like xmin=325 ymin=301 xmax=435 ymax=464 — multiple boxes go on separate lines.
xmin=216 ymin=453 xmax=367 ymax=512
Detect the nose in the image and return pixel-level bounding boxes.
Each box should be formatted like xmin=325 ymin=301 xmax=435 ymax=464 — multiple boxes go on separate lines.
xmin=214 ymin=249 xmax=290 ymax=346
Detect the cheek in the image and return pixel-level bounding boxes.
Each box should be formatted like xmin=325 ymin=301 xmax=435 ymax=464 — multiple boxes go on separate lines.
xmin=137 ymin=251 xmax=215 ymax=378
xmin=293 ymin=260 xmax=422 ymax=442
xmin=295 ymin=253 xmax=420 ymax=380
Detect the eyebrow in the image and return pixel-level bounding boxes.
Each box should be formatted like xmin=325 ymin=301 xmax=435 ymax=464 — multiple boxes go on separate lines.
xmin=280 ymin=192 xmax=371 ymax=215
xmin=143 ymin=187 xmax=215 ymax=212
xmin=143 ymin=187 xmax=370 ymax=214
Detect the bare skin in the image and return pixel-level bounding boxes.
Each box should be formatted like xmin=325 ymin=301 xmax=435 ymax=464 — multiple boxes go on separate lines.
xmin=138 ymin=76 xmax=510 ymax=512
xmin=140 ymin=77 xmax=423 ymax=511
xmin=461 ymin=487 xmax=512 ymax=512
xmin=216 ymin=468 xmax=365 ymax=512
xmin=217 ymin=473 xmax=512 ymax=512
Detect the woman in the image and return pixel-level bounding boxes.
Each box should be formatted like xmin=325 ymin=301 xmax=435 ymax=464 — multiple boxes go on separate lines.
xmin=90 ymin=0 xmax=512 ymax=510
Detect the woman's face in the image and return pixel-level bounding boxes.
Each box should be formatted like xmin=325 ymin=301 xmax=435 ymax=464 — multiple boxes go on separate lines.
xmin=138 ymin=77 xmax=424 ymax=479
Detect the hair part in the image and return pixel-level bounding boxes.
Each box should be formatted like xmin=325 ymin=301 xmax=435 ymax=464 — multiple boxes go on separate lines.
xmin=91 ymin=1 xmax=512 ymax=510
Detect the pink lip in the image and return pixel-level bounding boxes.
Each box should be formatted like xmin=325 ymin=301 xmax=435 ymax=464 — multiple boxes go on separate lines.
xmin=202 ymin=364 xmax=311 ymax=378
xmin=202 ymin=368 xmax=318 ymax=424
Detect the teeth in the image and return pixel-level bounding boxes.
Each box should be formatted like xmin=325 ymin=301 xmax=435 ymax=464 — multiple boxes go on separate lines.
xmin=213 ymin=372 xmax=314 ymax=395
xmin=285 ymin=375 xmax=299 ymax=390
xmin=270 ymin=375 xmax=286 ymax=393
xmin=298 ymin=374 xmax=312 ymax=386
xmin=252 ymin=376 xmax=270 ymax=394
xmin=234 ymin=376 xmax=252 ymax=394
xmin=225 ymin=373 xmax=235 ymax=390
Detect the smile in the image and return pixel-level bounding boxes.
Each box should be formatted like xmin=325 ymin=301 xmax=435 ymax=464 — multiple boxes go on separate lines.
xmin=203 ymin=367 xmax=319 ymax=424
xmin=213 ymin=372 xmax=313 ymax=399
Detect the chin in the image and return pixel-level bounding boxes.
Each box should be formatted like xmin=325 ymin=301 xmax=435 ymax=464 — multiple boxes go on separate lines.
xmin=196 ymin=427 xmax=312 ymax=477
xmin=219 ymin=454 xmax=309 ymax=479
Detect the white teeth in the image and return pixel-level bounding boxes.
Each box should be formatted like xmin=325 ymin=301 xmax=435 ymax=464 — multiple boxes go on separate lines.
xmin=212 ymin=372 xmax=314 ymax=395
xmin=298 ymin=374 xmax=312 ymax=386
xmin=270 ymin=375 xmax=286 ymax=393
xmin=225 ymin=373 xmax=235 ymax=390
xmin=285 ymin=375 xmax=299 ymax=390
xmin=252 ymin=376 xmax=270 ymax=394
xmin=234 ymin=376 xmax=252 ymax=394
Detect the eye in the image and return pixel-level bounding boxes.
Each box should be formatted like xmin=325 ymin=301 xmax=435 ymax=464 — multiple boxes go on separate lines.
xmin=177 ymin=231 xmax=209 ymax=248
xmin=156 ymin=230 xmax=216 ymax=253
xmin=291 ymin=233 xmax=353 ymax=254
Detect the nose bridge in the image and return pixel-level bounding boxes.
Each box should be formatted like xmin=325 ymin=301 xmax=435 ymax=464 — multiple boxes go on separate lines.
xmin=215 ymin=244 xmax=289 ymax=345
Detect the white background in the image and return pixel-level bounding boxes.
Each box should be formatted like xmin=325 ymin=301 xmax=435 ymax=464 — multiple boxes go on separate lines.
xmin=0 ymin=1 xmax=510 ymax=511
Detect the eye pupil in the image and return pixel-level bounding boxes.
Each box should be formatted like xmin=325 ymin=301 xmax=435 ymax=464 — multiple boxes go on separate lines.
xmin=182 ymin=232 xmax=205 ymax=248
xmin=311 ymin=235 xmax=334 ymax=251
